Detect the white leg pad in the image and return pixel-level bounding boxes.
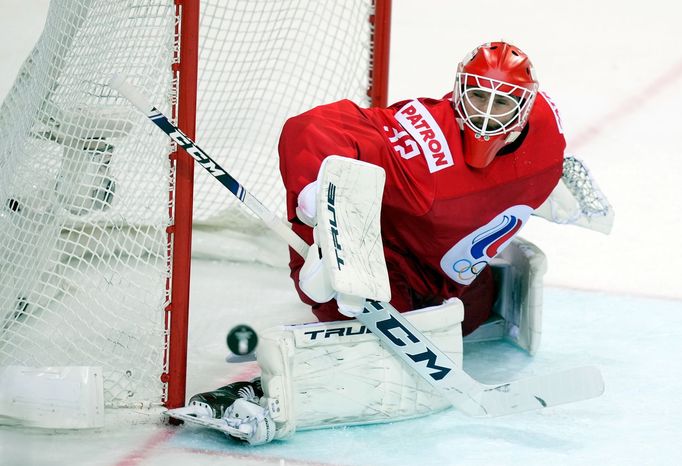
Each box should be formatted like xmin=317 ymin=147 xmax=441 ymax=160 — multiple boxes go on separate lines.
xmin=465 ymin=237 xmax=547 ymax=355
xmin=257 ymin=300 xmax=464 ymax=438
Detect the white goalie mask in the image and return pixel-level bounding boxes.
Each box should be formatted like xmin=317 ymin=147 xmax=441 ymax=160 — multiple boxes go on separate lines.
xmin=454 ymin=73 xmax=535 ymax=137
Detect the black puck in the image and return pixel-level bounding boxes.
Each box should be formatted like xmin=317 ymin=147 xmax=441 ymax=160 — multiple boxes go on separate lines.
xmin=226 ymin=324 xmax=258 ymax=355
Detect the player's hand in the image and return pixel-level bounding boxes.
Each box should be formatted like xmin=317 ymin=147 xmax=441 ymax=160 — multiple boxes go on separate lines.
xmin=298 ymin=241 xmax=335 ymax=303
xmin=295 ymin=180 xmax=318 ymax=227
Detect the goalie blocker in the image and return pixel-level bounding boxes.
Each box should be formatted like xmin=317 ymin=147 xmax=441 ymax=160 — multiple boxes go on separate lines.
xmin=298 ymin=155 xmax=391 ymax=316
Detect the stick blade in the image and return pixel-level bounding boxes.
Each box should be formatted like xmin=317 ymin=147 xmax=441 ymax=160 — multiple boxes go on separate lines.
xmin=476 ymin=365 xmax=605 ymax=417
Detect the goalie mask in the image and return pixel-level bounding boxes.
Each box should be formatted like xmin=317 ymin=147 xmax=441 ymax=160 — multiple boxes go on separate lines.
xmin=453 ymin=42 xmax=539 ymax=168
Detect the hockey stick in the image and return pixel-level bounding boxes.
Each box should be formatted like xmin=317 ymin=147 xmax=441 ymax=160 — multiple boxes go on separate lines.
xmin=110 ymin=75 xmax=604 ymax=417
xmin=108 ymin=76 xmax=308 ymax=259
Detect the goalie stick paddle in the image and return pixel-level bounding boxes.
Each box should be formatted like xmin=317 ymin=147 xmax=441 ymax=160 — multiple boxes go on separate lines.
xmin=110 ymin=75 xmax=605 ymax=418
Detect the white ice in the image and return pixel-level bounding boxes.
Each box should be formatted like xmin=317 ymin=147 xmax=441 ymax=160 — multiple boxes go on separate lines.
xmin=1 ymin=0 xmax=682 ymax=465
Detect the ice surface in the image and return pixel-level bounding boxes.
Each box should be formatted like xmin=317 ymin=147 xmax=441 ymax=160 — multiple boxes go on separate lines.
xmin=3 ymin=266 xmax=682 ymax=465
xmin=2 ymin=0 xmax=682 ymax=465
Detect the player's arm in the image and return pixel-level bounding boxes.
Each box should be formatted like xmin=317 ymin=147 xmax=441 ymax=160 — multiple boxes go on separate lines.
xmin=278 ymin=103 xmax=391 ymax=316
xmin=278 ymin=99 xmax=369 ymax=214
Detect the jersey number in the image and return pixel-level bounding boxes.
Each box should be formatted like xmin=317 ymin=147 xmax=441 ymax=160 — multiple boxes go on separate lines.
xmin=384 ymin=126 xmax=420 ymax=160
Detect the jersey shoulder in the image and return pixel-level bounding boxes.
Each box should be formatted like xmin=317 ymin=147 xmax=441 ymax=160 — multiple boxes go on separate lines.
xmin=522 ymin=90 xmax=567 ymax=163
xmin=531 ymin=90 xmax=565 ymax=136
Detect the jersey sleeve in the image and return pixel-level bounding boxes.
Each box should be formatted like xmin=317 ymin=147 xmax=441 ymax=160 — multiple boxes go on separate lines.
xmin=277 ymin=99 xmax=383 ymax=308
xmin=278 ymin=99 xmax=376 ymax=223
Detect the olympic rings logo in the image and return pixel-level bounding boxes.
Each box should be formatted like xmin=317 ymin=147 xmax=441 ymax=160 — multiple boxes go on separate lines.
xmin=452 ymin=258 xmax=488 ymax=282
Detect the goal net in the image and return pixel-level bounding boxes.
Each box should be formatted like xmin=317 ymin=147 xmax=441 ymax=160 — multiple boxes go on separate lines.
xmin=0 ymin=0 xmax=389 ymax=413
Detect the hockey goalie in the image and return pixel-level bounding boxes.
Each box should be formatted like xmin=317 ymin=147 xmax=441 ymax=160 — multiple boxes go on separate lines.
xmin=166 ymin=41 xmax=613 ymax=444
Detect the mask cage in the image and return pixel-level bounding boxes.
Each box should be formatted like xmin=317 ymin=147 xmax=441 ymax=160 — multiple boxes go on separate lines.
xmin=454 ymin=73 xmax=536 ymax=137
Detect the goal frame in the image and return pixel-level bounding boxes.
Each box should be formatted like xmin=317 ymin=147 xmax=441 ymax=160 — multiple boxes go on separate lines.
xmin=165 ymin=0 xmax=392 ymax=409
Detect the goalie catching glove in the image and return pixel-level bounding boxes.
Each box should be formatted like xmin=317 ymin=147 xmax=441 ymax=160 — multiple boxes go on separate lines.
xmin=297 ymin=156 xmax=391 ymax=317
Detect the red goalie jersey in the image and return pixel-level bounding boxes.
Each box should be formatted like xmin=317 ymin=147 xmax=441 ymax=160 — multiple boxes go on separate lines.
xmin=278 ymin=92 xmax=565 ymax=334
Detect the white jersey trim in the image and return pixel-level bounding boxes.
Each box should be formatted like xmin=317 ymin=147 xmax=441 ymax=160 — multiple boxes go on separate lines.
xmin=538 ymin=91 xmax=564 ymax=134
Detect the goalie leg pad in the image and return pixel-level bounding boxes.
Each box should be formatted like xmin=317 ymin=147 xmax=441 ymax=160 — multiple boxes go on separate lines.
xmin=256 ymin=299 xmax=464 ymax=438
xmin=465 ymin=237 xmax=547 ymax=355
xmin=496 ymin=237 xmax=547 ymax=355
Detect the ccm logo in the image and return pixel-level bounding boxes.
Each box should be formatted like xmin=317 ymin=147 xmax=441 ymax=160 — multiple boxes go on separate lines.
xmin=168 ymin=129 xmax=226 ymax=178
xmin=365 ymin=301 xmax=452 ymax=381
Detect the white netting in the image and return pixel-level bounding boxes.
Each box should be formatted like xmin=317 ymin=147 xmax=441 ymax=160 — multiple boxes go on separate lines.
xmin=193 ymin=1 xmax=373 ymax=228
xmin=0 ymin=0 xmax=378 ymax=410
xmin=0 ymin=0 xmax=175 ymax=409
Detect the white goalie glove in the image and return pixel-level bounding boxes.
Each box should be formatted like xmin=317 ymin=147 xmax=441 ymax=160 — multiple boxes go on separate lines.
xmin=297 ymin=181 xmax=335 ymax=304
xmin=296 ymin=156 xmax=391 ymax=317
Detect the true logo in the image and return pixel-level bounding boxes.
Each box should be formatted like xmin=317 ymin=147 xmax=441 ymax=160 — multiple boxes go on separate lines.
xmin=304 ymin=325 xmax=371 ymax=340
xmin=326 ymin=182 xmax=344 ymax=270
